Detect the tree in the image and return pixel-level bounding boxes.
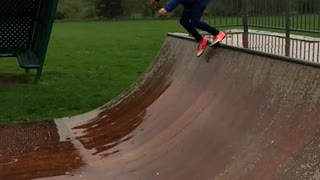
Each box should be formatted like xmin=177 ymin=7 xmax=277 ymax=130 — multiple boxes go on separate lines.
xmin=56 ymin=0 xmax=98 ymax=19
xmin=96 ymin=0 xmax=123 ymax=18
xmin=122 ymin=0 xmax=166 ymax=18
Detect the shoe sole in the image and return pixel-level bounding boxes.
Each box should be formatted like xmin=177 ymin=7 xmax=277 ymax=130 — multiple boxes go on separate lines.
xmin=197 ymin=51 xmax=204 ymax=57
xmin=197 ymin=39 xmax=209 ymax=57
xmin=197 ymin=36 xmax=225 ymax=57
xmin=210 ymin=36 xmax=226 ymax=47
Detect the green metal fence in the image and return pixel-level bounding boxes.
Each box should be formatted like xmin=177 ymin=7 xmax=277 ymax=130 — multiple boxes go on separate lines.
xmin=207 ymin=0 xmax=320 ymax=34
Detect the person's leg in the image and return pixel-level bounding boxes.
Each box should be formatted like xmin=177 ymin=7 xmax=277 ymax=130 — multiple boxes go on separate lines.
xmin=190 ymin=5 xmax=220 ymax=36
xmin=190 ymin=5 xmax=226 ymax=45
xmin=180 ymin=5 xmax=209 ymax=57
xmin=179 ymin=7 xmax=203 ymax=42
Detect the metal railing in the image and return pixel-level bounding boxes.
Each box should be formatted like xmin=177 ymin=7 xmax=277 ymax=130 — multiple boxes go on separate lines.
xmin=206 ymin=0 xmax=320 ymax=34
xmin=206 ymin=0 xmax=242 ymax=27
xmin=222 ymin=32 xmax=320 ymax=62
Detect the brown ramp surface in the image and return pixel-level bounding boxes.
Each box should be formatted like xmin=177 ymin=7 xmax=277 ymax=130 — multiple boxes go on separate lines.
xmin=1 ymin=34 xmax=320 ymax=180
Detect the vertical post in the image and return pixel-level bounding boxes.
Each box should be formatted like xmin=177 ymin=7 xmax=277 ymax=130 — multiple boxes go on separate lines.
xmin=242 ymin=31 xmax=249 ymax=48
xmin=285 ymin=0 xmax=291 ymax=38
xmin=285 ymin=0 xmax=291 ymax=57
xmin=32 ymin=0 xmax=59 ymax=83
xmin=242 ymin=0 xmax=249 ymax=33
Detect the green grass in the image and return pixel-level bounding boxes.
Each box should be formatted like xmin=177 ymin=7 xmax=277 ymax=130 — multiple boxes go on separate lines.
xmin=0 ymin=20 xmax=185 ymax=124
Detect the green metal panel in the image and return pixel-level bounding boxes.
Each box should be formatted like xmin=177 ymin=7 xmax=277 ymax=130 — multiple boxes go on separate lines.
xmin=0 ymin=0 xmax=41 ymax=54
xmin=0 ymin=0 xmax=59 ymax=82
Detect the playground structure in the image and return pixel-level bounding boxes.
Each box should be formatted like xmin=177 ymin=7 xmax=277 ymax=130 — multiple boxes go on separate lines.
xmin=0 ymin=0 xmax=58 ymax=82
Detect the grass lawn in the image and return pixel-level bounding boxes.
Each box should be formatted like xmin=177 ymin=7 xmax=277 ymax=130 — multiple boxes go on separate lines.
xmin=0 ymin=20 xmax=185 ymax=124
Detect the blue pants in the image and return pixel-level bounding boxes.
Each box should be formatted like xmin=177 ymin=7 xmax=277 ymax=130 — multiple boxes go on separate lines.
xmin=180 ymin=3 xmax=220 ymax=42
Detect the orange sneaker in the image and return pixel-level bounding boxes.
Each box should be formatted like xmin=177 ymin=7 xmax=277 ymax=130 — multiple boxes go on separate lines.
xmin=197 ymin=37 xmax=209 ymax=57
xmin=210 ymin=31 xmax=226 ymax=46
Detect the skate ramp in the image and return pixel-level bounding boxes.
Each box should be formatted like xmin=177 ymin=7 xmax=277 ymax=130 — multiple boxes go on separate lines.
xmin=1 ymin=34 xmax=320 ymax=180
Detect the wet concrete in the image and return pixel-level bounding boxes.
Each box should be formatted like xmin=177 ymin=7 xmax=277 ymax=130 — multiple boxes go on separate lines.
xmin=1 ymin=34 xmax=320 ymax=179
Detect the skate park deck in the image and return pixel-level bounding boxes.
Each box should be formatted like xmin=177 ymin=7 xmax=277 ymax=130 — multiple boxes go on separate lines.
xmin=1 ymin=33 xmax=320 ymax=180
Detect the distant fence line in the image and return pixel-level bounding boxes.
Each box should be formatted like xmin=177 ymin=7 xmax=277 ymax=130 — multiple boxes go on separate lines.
xmin=207 ymin=0 xmax=320 ymax=35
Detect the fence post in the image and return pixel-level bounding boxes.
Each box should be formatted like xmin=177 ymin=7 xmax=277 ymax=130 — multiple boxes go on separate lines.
xmin=242 ymin=0 xmax=249 ymax=33
xmin=285 ymin=0 xmax=291 ymax=57
xmin=285 ymin=0 xmax=291 ymax=38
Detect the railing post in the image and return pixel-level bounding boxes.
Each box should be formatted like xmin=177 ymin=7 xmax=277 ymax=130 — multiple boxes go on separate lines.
xmin=242 ymin=32 xmax=249 ymax=49
xmin=285 ymin=0 xmax=291 ymax=57
xmin=285 ymin=0 xmax=291 ymax=38
xmin=242 ymin=0 xmax=249 ymax=33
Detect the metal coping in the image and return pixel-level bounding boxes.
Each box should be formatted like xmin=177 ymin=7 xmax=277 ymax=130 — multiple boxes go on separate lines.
xmin=167 ymin=32 xmax=320 ymax=69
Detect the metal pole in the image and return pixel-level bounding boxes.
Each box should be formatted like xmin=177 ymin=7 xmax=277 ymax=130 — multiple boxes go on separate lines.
xmin=242 ymin=31 xmax=249 ymax=48
xmin=243 ymin=0 xmax=249 ymax=33
xmin=285 ymin=0 xmax=291 ymax=57
xmin=285 ymin=0 xmax=291 ymax=38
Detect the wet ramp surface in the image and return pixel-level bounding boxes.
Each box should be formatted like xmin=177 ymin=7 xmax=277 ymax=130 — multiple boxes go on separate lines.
xmin=1 ymin=35 xmax=320 ymax=180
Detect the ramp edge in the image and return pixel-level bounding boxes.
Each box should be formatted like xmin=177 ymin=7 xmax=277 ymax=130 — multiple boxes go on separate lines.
xmin=167 ymin=32 xmax=320 ymax=69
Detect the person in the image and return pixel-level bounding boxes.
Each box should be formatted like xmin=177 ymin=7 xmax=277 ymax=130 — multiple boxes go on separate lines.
xmin=151 ymin=0 xmax=225 ymax=57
